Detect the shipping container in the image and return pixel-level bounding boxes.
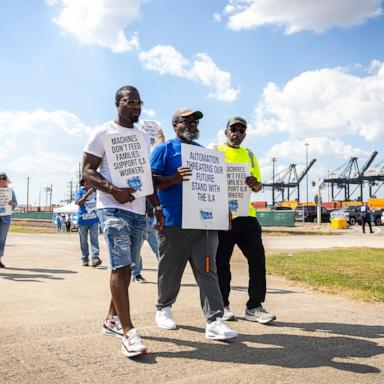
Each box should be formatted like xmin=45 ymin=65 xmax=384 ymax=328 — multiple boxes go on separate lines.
xmin=252 ymin=201 xmax=268 ymax=208
xmin=322 ymin=201 xmax=342 ymax=210
xmin=368 ymin=197 xmax=384 ymax=209
xmin=341 ymin=201 xmax=363 ymax=207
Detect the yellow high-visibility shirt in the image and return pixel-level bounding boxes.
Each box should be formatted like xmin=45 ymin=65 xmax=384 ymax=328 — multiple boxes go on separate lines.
xmin=216 ymin=143 xmax=261 ymax=217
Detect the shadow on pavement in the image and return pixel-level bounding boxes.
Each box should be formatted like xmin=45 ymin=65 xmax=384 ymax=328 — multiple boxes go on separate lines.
xmin=275 ymin=321 xmax=384 ymax=339
xmin=143 ymin=323 xmax=384 ymax=373
xmin=0 ymin=267 xmax=77 ymax=282
xmin=232 ymin=286 xmax=297 ymax=295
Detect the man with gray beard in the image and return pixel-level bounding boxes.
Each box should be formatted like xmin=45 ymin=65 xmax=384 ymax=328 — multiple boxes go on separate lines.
xmin=150 ymin=108 xmax=238 ymax=340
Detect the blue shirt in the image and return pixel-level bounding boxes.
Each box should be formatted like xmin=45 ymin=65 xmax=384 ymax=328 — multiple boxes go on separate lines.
xmin=73 ymin=187 xmax=98 ymax=226
xmin=150 ymin=138 xmax=200 ymax=226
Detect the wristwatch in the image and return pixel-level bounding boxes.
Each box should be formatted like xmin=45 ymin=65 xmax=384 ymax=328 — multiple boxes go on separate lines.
xmin=153 ymin=205 xmax=162 ymax=212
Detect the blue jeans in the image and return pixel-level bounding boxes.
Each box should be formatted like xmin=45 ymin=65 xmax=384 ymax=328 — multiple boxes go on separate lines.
xmin=0 ymin=216 xmax=11 ymax=257
xmin=78 ymin=222 xmax=100 ymax=262
xmin=132 ymin=216 xmax=160 ymax=276
xmin=97 ymin=208 xmax=145 ymax=271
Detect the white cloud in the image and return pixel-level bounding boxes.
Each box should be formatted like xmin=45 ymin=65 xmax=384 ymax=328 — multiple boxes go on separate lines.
xmin=253 ymin=61 xmax=384 ymax=141
xmin=222 ymin=0 xmax=382 ymax=34
xmin=0 ymin=109 xmax=91 ymax=137
xmin=7 ymin=153 xmax=77 ymax=174
xmin=0 ymin=139 xmax=16 ymax=160
xmin=46 ymin=0 xmax=59 ymax=6
xmin=213 ymin=13 xmax=222 ymax=22
xmin=48 ymin=0 xmax=141 ymax=52
xmin=142 ymin=108 xmax=156 ymax=117
xmin=0 ymin=109 xmax=97 ymax=203
xmin=264 ymin=137 xmax=370 ymax=162
xmin=0 ymin=109 xmax=92 ymax=173
xmin=138 ymin=45 xmax=240 ymax=102
xmin=258 ymin=137 xmax=372 ymax=185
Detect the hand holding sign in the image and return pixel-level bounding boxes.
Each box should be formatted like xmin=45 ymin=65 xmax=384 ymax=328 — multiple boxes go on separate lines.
xmin=245 ymin=176 xmax=262 ymax=193
xmin=175 ymin=166 xmax=192 ymax=183
xmin=111 ymin=187 xmax=136 ymax=204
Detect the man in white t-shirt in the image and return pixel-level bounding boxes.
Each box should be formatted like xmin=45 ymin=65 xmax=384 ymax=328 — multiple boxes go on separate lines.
xmin=82 ymin=85 xmax=164 ymax=358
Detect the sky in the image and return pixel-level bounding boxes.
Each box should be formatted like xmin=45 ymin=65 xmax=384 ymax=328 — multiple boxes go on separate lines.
xmin=1 ymin=0 xmax=384 ymax=206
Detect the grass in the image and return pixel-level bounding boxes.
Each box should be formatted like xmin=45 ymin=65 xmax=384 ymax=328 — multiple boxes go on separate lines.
xmin=9 ymin=225 xmax=55 ymax=234
xmin=267 ymin=248 xmax=384 ymax=303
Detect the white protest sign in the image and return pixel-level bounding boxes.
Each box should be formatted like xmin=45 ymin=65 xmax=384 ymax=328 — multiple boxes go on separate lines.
xmin=0 ymin=188 xmax=12 ymax=216
xmin=227 ymin=163 xmax=251 ymax=217
xmin=182 ymin=144 xmax=228 ymax=230
xmin=103 ymin=131 xmax=153 ymax=197
xmin=141 ymin=120 xmax=162 ymax=147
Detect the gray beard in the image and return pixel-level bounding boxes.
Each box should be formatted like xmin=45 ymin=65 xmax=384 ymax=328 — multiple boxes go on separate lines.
xmin=227 ymin=141 xmax=240 ymax=148
xmin=180 ymin=129 xmax=199 ymax=141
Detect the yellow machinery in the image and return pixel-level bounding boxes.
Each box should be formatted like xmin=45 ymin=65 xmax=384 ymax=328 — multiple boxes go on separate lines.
xmin=331 ymin=218 xmax=348 ymax=229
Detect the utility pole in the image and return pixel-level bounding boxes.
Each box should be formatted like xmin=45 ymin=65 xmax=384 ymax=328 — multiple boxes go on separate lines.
xmin=49 ymin=184 xmax=53 ymax=211
xmin=38 ymin=183 xmax=42 ymax=211
xmin=26 ymin=176 xmax=30 ymax=212
xmin=78 ymin=162 xmax=82 ymax=184
xmin=44 ymin=186 xmax=51 ymax=209
xmin=272 ymin=157 xmax=276 ymax=206
xmin=305 ymin=143 xmax=309 ymax=205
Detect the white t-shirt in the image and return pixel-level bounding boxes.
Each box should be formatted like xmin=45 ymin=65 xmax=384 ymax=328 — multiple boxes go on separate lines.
xmin=84 ymin=121 xmax=151 ymax=214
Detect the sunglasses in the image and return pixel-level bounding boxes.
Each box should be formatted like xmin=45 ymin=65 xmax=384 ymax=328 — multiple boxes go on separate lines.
xmin=228 ymin=126 xmax=246 ymax=134
xmin=119 ymin=99 xmax=144 ymax=107
xmin=176 ymin=117 xmax=199 ymax=125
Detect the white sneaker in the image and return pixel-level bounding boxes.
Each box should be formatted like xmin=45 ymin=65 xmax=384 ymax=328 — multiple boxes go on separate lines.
xmin=223 ymin=306 xmax=236 ymax=321
xmin=205 ymin=318 xmax=238 ymax=340
xmin=121 ymin=328 xmax=148 ymax=358
xmin=102 ymin=315 xmax=123 ymax=338
xmin=155 ymin=307 xmax=177 ymax=330
xmin=245 ymin=306 xmax=276 ymax=324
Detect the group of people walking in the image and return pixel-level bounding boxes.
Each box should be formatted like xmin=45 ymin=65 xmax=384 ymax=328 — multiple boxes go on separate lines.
xmin=80 ymin=85 xmax=275 ymax=358
xmin=1 ymin=84 xmax=378 ymax=360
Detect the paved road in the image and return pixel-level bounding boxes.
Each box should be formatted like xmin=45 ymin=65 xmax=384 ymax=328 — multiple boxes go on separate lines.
xmin=1 ymin=233 xmax=383 ymax=384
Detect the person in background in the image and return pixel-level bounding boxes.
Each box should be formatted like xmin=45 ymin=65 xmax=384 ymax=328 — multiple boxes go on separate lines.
xmin=131 ymin=200 xmax=160 ymax=283
xmin=74 ymin=178 xmax=102 ymax=267
xmin=64 ymin=214 xmax=71 ymax=232
xmin=54 ymin=214 xmax=62 ymax=232
xmin=132 ymin=130 xmax=165 ymax=283
xmin=360 ymin=202 xmax=373 ymax=234
xmin=0 ymin=172 xmax=17 ymax=268
xmin=215 ymin=116 xmax=276 ymax=324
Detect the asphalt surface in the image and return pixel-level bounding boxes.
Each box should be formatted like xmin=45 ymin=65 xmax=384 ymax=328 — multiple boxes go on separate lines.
xmin=1 ymin=232 xmax=383 ymax=384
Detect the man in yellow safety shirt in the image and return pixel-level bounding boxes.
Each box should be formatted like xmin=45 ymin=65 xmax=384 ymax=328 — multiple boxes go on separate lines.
xmin=216 ymin=116 xmax=276 ymax=324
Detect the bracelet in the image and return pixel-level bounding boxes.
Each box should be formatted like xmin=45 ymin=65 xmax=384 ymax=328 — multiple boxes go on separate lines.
xmin=153 ymin=205 xmax=162 ymax=212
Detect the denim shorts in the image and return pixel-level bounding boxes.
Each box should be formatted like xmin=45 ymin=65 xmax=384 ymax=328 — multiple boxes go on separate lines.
xmin=97 ymin=208 xmax=146 ymax=270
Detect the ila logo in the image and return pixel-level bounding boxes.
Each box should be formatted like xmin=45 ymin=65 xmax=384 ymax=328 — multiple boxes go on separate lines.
xmin=228 ymin=199 xmax=239 ymax=212
xmin=200 ymin=208 xmax=214 ymax=226
xmin=127 ymin=176 xmax=143 ymax=191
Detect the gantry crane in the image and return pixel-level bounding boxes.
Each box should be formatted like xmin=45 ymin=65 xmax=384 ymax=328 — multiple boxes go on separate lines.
xmin=360 ymin=157 xmax=384 ymax=197
xmin=323 ymin=151 xmax=378 ymax=200
xmin=263 ymin=159 xmax=316 ymax=205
